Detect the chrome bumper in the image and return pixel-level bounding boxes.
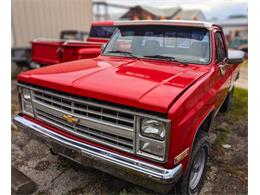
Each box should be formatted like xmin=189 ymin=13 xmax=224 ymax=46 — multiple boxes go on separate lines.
xmin=13 ymin=115 xmax=182 ymax=192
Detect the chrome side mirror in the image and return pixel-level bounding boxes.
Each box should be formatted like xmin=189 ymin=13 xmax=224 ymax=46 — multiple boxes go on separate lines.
xmin=228 ymin=50 xmax=245 ymax=65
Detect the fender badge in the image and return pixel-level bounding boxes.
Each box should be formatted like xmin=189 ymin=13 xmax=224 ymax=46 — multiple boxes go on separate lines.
xmin=63 ymin=114 xmax=79 ymax=124
xmin=174 ymin=148 xmax=190 ymax=165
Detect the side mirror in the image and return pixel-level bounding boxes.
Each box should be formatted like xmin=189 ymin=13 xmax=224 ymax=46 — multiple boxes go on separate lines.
xmin=228 ymin=49 xmax=245 ymax=65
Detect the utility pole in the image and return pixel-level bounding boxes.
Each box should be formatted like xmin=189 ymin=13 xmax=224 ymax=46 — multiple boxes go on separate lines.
xmin=93 ymin=1 xmax=131 ymax=21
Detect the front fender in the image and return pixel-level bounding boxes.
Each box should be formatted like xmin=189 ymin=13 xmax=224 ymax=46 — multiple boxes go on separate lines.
xmin=166 ymin=69 xmax=217 ymax=173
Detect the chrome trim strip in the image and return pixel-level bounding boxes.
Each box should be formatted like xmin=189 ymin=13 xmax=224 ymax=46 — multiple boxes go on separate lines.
xmin=63 ymin=40 xmax=103 ymax=45
xmin=32 ymin=38 xmax=66 ymax=42
xmin=32 ymin=38 xmax=103 ymax=45
xmin=88 ymin=37 xmax=110 ymax=41
xmin=63 ymin=40 xmax=89 ymax=45
xmin=13 ymin=115 xmax=182 ymax=182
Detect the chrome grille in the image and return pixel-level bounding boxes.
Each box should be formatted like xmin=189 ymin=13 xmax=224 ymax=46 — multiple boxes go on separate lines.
xmin=30 ymin=88 xmax=136 ymax=153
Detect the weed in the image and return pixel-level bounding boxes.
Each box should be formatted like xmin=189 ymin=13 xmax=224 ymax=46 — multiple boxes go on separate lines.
xmin=229 ymin=88 xmax=248 ymax=121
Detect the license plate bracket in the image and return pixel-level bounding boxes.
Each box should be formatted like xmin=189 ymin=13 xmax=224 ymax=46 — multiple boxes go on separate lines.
xmin=50 ymin=141 xmax=81 ymax=162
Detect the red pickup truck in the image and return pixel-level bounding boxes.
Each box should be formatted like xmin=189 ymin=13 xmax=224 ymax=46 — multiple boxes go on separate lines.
xmin=14 ymin=20 xmax=244 ymax=194
xmin=31 ymin=21 xmax=115 ymax=67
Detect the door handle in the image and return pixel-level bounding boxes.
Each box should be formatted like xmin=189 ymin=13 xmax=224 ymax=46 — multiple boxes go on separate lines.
xmin=219 ymin=58 xmax=229 ymax=76
xmin=219 ymin=64 xmax=226 ymax=76
xmin=56 ymin=47 xmax=64 ymax=59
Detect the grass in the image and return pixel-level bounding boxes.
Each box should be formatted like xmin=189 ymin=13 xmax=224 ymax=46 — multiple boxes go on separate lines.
xmin=229 ymin=88 xmax=248 ymax=121
xmin=224 ymin=165 xmax=244 ymax=177
xmin=212 ymin=127 xmax=231 ymax=152
xmin=212 ymin=87 xmax=248 ymax=152
xmin=224 ymin=165 xmax=248 ymax=183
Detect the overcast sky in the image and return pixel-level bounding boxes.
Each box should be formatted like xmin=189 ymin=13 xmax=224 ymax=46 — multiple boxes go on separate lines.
xmin=95 ymin=0 xmax=248 ymax=21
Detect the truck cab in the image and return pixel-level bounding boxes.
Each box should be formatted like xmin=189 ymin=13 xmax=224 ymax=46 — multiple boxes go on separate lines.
xmin=87 ymin=21 xmax=115 ymax=43
xmin=14 ymin=20 xmax=244 ymax=194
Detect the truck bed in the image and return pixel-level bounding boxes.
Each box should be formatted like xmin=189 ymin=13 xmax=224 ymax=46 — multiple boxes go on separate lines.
xmin=31 ymin=39 xmax=103 ymax=66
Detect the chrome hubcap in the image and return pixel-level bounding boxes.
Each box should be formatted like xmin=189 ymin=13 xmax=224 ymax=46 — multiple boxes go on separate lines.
xmin=189 ymin=148 xmax=206 ymax=191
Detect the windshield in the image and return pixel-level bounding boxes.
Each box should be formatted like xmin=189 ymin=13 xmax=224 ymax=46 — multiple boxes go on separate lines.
xmin=103 ymin=25 xmax=211 ymax=64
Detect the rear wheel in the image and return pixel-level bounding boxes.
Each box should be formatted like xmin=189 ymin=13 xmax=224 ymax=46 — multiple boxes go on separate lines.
xmin=220 ymin=87 xmax=234 ymax=112
xmin=176 ymin=132 xmax=209 ymax=195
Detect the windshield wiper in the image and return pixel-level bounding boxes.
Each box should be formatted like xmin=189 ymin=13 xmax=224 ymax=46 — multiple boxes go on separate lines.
xmin=106 ymin=50 xmax=139 ymax=58
xmin=143 ymin=55 xmax=189 ymax=66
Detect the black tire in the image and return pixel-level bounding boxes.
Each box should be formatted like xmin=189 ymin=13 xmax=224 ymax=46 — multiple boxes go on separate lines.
xmin=176 ymin=132 xmax=209 ymax=195
xmin=50 ymin=148 xmax=58 ymax=155
xmin=220 ymin=87 xmax=234 ymax=113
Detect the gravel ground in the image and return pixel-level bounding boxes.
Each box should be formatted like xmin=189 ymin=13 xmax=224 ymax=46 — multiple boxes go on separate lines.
xmin=11 ymin=79 xmax=248 ymax=195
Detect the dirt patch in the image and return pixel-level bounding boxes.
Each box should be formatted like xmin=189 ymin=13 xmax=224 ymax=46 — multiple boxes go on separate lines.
xmin=201 ymin=88 xmax=248 ymax=195
xmin=11 ymin=81 xmax=248 ymax=194
xmin=35 ymin=160 xmax=50 ymax=171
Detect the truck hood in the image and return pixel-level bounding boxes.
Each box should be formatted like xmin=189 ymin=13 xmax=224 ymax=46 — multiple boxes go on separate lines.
xmin=18 ymin=56 xmax=210 ymax=113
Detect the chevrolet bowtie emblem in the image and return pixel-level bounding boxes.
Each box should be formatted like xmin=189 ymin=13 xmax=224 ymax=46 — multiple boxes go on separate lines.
xmin=63 ymin=114 xmax=79 ymax=124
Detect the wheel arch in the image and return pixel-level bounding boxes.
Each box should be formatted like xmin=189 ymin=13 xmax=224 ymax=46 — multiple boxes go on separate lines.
xmin=183 ymin=107 xmax=215 ymax=174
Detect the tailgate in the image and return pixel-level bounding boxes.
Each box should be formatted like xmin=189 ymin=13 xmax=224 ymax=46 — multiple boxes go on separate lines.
xmin=31 ymin=40 xmax=64 ymax=65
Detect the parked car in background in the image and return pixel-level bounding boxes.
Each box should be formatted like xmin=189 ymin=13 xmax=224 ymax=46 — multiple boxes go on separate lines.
xmin=227 ymin=29 xmax=248 ymax=58
xmin=11 ymin=47 xmax=32 ymax=68
xmin=86 ymin=21 xmax=115 ymax=43
xmin=13 ymin=20 xmax=244 ymax=194
xmin=12 ymin=30 xmax=88 ymax=68
xmin=60 ymin=30 xmax=89 ymax=41
xmin=30 ymin=21 xmax=116 ymax=68
xmin=229 ymin=37 xmax=248 ymax=58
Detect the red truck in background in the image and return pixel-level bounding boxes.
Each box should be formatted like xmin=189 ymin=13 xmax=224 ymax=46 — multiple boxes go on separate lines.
xmin=30 ymin=21 xmax=115 ymax=67
xmin=14 ymin=20 xmax=244 ymax=194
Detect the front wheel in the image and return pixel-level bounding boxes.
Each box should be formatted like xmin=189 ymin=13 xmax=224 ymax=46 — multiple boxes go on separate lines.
xmin=176 ymin=132 xmax=209 ymax=195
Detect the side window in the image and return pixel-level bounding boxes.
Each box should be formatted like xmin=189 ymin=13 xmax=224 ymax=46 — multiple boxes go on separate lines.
xmin=215 ymin=32 xmax=226 ymax=62
xmin=107 ymin=30 xmax=134 ymax=52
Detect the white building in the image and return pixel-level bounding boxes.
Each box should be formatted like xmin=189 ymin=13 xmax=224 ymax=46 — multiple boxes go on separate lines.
xmin=12 ymin=0 xmax=93 ymax=47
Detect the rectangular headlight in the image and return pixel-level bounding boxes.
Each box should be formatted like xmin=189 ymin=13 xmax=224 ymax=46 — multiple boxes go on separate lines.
xmin=21 ymin=88 xmax=32 ymax=101
xmin=20 ymin=87 xmax=34 ymax=116
xmin=140 ymin=140 xmax=164 ymax=157
xmin=141 ymin=118 xmax=166 ymax=141
xmin=137 ymin=117 xmax=170 ymax=162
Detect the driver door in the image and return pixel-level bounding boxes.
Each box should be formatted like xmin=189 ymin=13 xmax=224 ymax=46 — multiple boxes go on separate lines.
xmin=215 ymin=31 xmax=232 ymax=108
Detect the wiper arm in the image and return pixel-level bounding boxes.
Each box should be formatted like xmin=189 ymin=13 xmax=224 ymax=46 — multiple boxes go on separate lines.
xmin=143 ymin=55 xmax=189 ymax=66
xmin=143 ymin=54 xmax=174 ymax=60
xmin=106 ymin=50 xmax=138 ymax=58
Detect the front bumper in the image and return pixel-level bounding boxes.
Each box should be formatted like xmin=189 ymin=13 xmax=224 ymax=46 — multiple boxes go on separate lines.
xmin=13 ymin=115 xmax=182 ymax=193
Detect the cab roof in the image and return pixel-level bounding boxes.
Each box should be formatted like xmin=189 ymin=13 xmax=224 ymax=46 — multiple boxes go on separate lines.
xmin=114 ymin=20 xmax=219 ymax=30
xmin=91 ymin=21 xmax=114 ymax=26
